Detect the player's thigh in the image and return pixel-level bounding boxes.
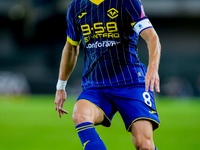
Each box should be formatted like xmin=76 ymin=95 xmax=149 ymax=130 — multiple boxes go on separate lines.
xmin=73 ymin=99 xmax=104 ymax=125
xmin=131 ymin=120 xmax=154 ymax=149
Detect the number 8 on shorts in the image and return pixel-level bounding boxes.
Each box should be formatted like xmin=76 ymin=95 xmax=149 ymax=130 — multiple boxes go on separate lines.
xmin=143 ymin=92 xmax=152 ymax=107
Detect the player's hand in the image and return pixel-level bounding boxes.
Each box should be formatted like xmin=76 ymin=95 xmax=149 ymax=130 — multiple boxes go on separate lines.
xmin=145 ymin=66 xmax=160 ymax=93
xmin=54 ymin=90 xmax=68 ymax=118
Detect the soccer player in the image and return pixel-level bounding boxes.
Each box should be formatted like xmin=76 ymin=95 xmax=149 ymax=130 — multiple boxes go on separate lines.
xmin=54 ymin=0 xmax=161 ymax=149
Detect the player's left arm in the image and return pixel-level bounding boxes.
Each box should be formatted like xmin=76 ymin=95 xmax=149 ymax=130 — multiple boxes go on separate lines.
xmin=140 ymin=28 xmax=161 ymax=93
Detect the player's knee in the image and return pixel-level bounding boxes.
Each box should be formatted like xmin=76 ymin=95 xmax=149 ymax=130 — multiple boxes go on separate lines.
xmin=135 ymin=143 xmax=154 ymax=150
xmin=133 ymin=137 xmax=154 ymax=150
xmin=72 ymin=111 xmax=91 ymax=125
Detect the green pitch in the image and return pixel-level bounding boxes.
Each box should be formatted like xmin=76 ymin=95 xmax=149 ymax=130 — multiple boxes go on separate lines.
xmin=0 ymin=95 xmax=200 ymax=150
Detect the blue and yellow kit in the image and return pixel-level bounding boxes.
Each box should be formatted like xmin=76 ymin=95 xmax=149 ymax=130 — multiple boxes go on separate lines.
xmin=66 ymin=0 xmax=153 ymax=89
xmin=66 ymin=0 xmax=160 ymax=131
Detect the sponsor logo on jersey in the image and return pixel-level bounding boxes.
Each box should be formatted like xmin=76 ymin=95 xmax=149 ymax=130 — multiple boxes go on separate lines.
xmin=86 ymin=41 xmax=119 ymax=48
xmin=78 ymin=12 xmax=87 ymax=18
xmin=107 ymin=8 xmax=119 ymax=19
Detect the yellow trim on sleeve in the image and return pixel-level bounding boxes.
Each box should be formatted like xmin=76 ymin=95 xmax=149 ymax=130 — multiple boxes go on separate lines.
xmin=131 ymin=22 xmax=136 ymax=27
xmin=67 ymin=36 xmax=81 ymax=46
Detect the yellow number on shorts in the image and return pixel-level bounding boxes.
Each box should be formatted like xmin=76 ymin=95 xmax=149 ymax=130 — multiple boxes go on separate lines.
xmin=143 ymin=92 xmax=152 ymax=107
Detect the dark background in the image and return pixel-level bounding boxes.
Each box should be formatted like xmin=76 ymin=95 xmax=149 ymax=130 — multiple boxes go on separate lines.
xmin=0 ymin=0 xmax=200 ymax=97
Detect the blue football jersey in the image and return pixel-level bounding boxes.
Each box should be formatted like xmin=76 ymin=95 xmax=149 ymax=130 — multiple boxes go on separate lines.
xmin=66 ymin=0 xmax=153 ymax=90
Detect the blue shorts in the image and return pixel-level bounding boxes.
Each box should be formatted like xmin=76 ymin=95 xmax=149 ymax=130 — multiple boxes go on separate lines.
xmin=77 ymin=83 xmax=160 ymax=132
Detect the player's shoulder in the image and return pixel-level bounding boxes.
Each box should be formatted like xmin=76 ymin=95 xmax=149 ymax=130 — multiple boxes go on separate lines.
xmin=67 ymin=0 xmax=78 ymax=11
xmin=68 ymin=0 xmax=85 ymax=8
xmin=67 ymin=0 xmax=86 ymax=15
xmin=124 ymin=0 xmax=142 ymax=7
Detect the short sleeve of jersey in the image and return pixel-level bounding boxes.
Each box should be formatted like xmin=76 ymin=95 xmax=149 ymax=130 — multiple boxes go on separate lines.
xmin=126 ymin=0 xmax=153 ymax=35
xmin=66 ymin=7 xmax=81 ymax=46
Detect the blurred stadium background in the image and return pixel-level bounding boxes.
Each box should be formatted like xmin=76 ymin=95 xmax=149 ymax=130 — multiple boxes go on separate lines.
xmin=0 ymin=0 xmax=200 ymax=150
xmin=0 ymin=0 xmax=200 ymax=97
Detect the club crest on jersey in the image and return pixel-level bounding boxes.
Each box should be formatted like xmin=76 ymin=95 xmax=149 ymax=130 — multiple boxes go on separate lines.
xmin=107 ymin=8 xmax=119 ymax=19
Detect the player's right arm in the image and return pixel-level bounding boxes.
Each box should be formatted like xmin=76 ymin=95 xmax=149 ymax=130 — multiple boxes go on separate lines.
xmin=55 ymin=4 xmax=81 ymax=118
xmin=54 ymin=41 xmax=79 ymax=118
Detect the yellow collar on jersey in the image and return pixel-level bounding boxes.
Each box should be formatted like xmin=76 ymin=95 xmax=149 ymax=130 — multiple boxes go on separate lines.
xmin=89 ymin=0 xmax=104 ymax=5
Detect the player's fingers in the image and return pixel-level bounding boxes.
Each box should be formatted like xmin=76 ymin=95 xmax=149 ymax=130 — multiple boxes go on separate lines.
xmin=60 ymin=99 xmax=65 ymax=108
xmin=61 ymin=109 xmax=68 ymax=114
xmin=155 ymin=78 xmax=160 ymax=93
xmin=60 ymin=108 xmax=64 ymax=115
xmin=58 ymin=106 xmax=62 ymax=118
xmin=150 ymin=78 xmax=155 ymax=92
xmin=55 ymin=104 xmax=58 ymax=111
xmin=58 ymin=109 xmax=62 ymax=118
xmin=55 ymin=103 xmax=60 ymax=111
xmin=58 ymin=92 xmax=66 ymax=109
xmin=55 ymin=101 xmax=60 ymax=112
xmin=58 ymin=108 xmax=68 ymax=117
xmin=54 ymin=98 xmax=59 ymax=111
xmin=145 ymin=77 xmax=150 ymax=92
